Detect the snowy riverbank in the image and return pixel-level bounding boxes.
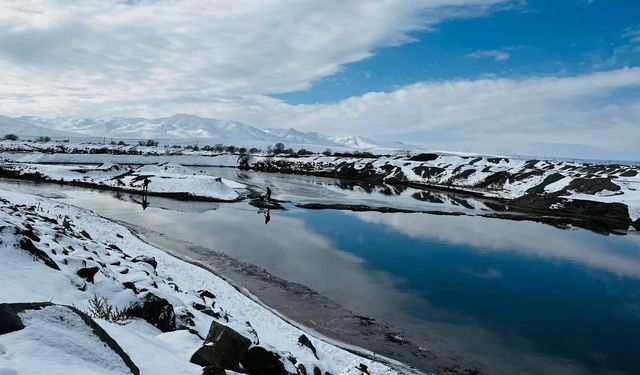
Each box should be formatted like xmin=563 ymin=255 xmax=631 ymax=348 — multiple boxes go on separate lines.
xmin=0 ymin=162 xmax=245 ymax=201
xmin=0 ymin=189 xmax=415 ymax=375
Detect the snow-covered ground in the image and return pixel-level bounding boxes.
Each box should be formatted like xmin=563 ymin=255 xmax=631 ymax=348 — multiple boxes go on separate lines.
xmin=252 ymin=154 xmax=640 ymax=224
xmin=0 ymin=189 xmax=413 ymax=375
xmin=1 ymin=139 xmax=638 ymax=225
xmin=0 ymin=162 xmax=244 ymax=201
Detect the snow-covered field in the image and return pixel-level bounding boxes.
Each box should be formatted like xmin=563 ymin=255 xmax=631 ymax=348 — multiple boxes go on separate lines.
xmin=0 ymin=189 xmax=413 ymax=375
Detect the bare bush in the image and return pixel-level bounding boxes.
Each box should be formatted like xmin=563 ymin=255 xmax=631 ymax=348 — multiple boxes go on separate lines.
xmin=86 ymin=293 xmax=134 ymax=325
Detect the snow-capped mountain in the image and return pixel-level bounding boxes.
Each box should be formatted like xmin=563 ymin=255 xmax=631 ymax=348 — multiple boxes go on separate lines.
xmin=1 ymin=114 xmax=415 ymax=150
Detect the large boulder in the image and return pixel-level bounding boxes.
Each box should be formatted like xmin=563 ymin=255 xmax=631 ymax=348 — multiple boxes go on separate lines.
xmin=0 ymin=302 xmax=139 ymax=375
xmin=190 ymin=320 xmax=252 ymax=370
xmin=128 ymin=292 xmax=176 ymax=332
xmin=241 ymin=346 xmax=288 ymax=375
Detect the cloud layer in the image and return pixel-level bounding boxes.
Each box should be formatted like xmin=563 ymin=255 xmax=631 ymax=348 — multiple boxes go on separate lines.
xmin=0 ymin=0 xmax=638 ymax=159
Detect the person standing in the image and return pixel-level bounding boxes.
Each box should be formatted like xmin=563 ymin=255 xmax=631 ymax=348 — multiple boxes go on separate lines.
xmin=266 ymin=186 xmax=272 ymax=202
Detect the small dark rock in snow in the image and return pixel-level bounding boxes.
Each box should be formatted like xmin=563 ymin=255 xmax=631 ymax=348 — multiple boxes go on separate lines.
xmin=14 ymin=226 xmax=40 ymax=242
xmin=128 ymin=293 xmax=176 ymax=332
xmin=190 ymin=320 xmax=251 ymax=370
xmin=122 ymin=282 xmax=138 ymax=294
xmin=79 ymin=229 xmax=92 ymax=239
xmin=198 ymin=289 xmax=216 ymax=300
xmin=313 ymin=366 xmax=322 ymax=375
xmin=77 ymin=267 xmax=100 ymax=283
xmin=241 ymin=346 xmax=288 ymax=375
xmin=18 ymin=238 xmax=59 ymax=270
xmin=297 ymin=364 xmax=307 ymax=375
xmin=297 ymin=334 xmax=318 ymax=359
xmin=356 ymin=364 xmax=370 ymax=375
xmin=131 ymin=255 xmax=158 ymax=269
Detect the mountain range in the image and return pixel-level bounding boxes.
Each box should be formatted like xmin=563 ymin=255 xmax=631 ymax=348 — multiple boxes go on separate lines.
xmin=0 ymin=114 xmax=414 ymax=150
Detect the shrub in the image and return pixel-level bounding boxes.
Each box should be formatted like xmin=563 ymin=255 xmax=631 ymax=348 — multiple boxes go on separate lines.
xmin=249 ymin=147 xmax=260 ymax=154
xmin=296 ymin=148 xmax=314 ymax=156
xmin=85 ymin=294 xmax=134 ymax=325
xmin=35 ymin=136 xmax=51 ymax=142
xmin=138 ymin=139 xmax=158 ymax=147
xmin=117 ymin=140 xmax=128 ymax=146
xmin=322 ymin=149 xmax=332 ymax=156
xmin=3 ymin=133 xmax=19 ymax=141
xmin=273 ymin=143 xmax=286 ymax=154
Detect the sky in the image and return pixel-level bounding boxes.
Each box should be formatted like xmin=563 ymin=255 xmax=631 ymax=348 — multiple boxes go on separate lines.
xmin=0 ymin=0 xmax=639 ymax=159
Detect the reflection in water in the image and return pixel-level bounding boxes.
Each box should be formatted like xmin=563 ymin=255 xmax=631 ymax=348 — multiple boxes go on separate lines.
xmin=0 ymin=176 xmax=638 ymax=374
xmin=258 ymin=208 xmax=271 ymax=224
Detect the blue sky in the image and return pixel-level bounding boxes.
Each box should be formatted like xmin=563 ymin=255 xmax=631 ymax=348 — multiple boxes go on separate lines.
xmin=0 ymin=0 xmax=639 ymax=159
xmin=277 ymin=0 xmax=640 ymax=104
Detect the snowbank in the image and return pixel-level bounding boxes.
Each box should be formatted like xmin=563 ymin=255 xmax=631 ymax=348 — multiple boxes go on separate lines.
xmin=0 ymin=162 xmax=244 ymax=201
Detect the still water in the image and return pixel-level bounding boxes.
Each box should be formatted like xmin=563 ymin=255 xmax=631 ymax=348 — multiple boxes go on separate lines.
xmin=1 ymin=171 xmax=638 ymax=375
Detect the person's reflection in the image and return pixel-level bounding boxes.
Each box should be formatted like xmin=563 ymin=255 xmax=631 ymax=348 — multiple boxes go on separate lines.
xmin=257 ymin=208 xmax=271 ymax=224
xmin=141 ymin=194 xmax=149 ymax=210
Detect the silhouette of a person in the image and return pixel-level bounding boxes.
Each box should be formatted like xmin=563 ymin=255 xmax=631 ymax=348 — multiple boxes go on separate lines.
xmin=264 ymin=209 xmax=271 ymax=224
xmin=142 ymin=177 xmax=150 ymax=192
xmin=141 ymin=194 xmax=149 ymax=210
xmin=266 ymin=186 xmax=272 ymax=202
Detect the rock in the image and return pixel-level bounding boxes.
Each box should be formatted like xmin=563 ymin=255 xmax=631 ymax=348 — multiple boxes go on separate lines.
xmin=241 ymin=346 xmax=288 ymax=375
xmin=131 ymin=255 xmax=158 ymax=269
xmin=355 ymin=364 xmax=370 ymax=375
xmin=313 ymin=366 xmax=322 ymax=375
xmin=79 ymin=229 xmax=92 ymax=239
xmin=77 ymin=267 xmax=100 ymax=283
xmin=202 ymin=365 xmax=226 ymax=375
xmin=128 ymin=293 xmax=176 ymax=332
xmin=198 ymin=289 xmax=216 ymax=300
xmin=190 ymin=320 xmax=251 ymax=370
xmin=0 ymin=302 xmax=140 ymax=375
xmin=297 ymin=334 xmax=318 ymax=359
xmin=122 ymin=281 xmax=138 ymax=294
xmin=297 ymin=364 xmax=307 ymax=375
xmin=562 ymin=177 xmax=621 ymax=194
xmin=18 ymin=238 xmax=59 ymax=270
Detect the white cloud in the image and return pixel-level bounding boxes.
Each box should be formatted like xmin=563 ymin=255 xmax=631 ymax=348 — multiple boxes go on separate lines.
xmin=237 ymin=67 xmax=640 ymax=159
xmin=465 ymin=49 xmax=510 ymax=61
xmin=0 ymin=0 xmax=505 ymax=114
xmin=0 ymin=1 xmax=639 ymax=159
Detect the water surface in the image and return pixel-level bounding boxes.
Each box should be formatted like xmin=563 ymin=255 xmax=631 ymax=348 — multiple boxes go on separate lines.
xmin=1 ymin=174 xmax=638 ymax=375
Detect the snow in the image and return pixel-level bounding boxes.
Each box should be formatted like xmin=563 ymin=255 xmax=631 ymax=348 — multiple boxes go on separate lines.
xmin=0 ymin=189 xmax=409 ymax=375
xmin=0 ymin=162 xmax=244 ymax=201
xmin=0 ymin=305 xmax=133 ymax=375
xmin=0 ymin=115 xmax=413 ymax=151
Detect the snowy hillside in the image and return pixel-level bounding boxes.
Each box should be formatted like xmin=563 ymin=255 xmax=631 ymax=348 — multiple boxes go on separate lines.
xmin=1 ymin=114 xmax=413 ymax=151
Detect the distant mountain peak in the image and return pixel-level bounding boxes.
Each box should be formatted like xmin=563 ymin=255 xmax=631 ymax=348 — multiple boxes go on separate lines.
xmin=0 ymin=114 xmax=416 ymax=151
